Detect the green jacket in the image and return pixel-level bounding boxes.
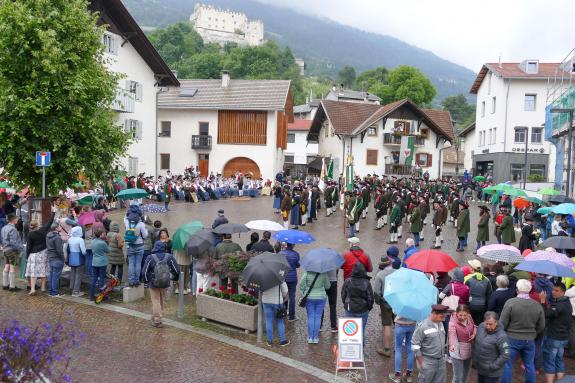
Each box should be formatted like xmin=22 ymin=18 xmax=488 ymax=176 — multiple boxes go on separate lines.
xmin=410 ymin=206 xmax=422 ymax=233
xmin=215 ymin=240 xmax=242 ymax=260
xmin=299 ymin=271 xmax=331 ymax=300
xmin=390 ymin=205 xmax=401 ymax=226
xmin=456 ymin=208 xmax=470 ymax=237
xmin=500 ymin=215 xmax=516 ymax=244
xmin=91 ymin=238 xmax=110 ymax=268
xmin=476 ymin=213 xmax=490 ymax=242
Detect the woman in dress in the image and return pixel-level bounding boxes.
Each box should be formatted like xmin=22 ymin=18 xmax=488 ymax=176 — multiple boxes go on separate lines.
xmin=25 ymin=213 xmax=55 ymax=295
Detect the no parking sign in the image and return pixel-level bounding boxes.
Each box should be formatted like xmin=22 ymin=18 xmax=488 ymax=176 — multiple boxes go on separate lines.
xmin=338 ymin=318 xmax=363 ymax=362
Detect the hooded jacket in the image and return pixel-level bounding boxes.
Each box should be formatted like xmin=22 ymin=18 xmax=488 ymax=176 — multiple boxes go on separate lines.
xmin=143 ymin=241 xmax=180 ymax=288
xmin=342 ymin=246 xmax=372 ymax=280
xmin=106 ymin=222 xmax=125 ymax=265
xmin=46 ymin=230 xmax=64 ymax=262
xmin=472 ymin=322 xmax=510 ymax=377
xmin=464 ymin=272 xmax=492 ymax=307
xmin=544 ymin=296 xmax=573 ymax=340
xmin=341 ymin=263 xmax=374 ymax=314
xmin=67 ymin=226 xmax=86 ymax=255
xmin=401 ymin=246 xmax=418 ymax=268
xmin=280 ymin=247 xmax=300 ymax=283
xmin=441 ymin=268 xmax=470 ymax=304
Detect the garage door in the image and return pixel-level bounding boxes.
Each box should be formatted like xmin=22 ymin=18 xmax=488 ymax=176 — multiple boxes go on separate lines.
xmin=223 ymin=157 xmax=261 ymax=179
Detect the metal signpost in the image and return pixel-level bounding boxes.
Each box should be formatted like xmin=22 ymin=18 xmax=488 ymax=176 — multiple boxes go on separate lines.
xmin=35 ymin=151 xmax=51 ymax=197
xmin=335 ymin=317 xmax=367 ymax=381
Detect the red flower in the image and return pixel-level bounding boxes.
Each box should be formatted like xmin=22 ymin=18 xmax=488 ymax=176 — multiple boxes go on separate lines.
xmin=219 ymin=286 xmax=226 ymax=292
xmin=211 ymin=282 xmax=217 ymax=287
xmin=230 ymin=289 xmax=237 ymax=294
xmin=198 ymin=288 xmax=204 ymax=293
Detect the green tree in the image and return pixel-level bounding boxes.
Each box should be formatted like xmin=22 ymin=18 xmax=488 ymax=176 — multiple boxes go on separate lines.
xmin=148 ymin=22 xmax=203 ymax=63
xmin=377 ymin=65 xmax=436 ymax=106
xmin=356 ymin=67 xmax=388 ymax=91
xmin=338 ymin=66 xmax=356 ymax=88
xmin=441 ymin=94 xmax=475 ymax=127
xmin=0 ymin=0 xmax=131 ymax=193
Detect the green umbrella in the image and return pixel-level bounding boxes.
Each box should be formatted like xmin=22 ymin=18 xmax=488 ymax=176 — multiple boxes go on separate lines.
xmin=526 ymin=196 xmax=544 ymax=205
xmin=483 ymin=184 xmax=513 ymax=194
xmin=115 ymin=188 xmax=148 ymax=200
xmin=0 ymin=180 xmax=11 ymax=188
xmin=473 ymin=176 xmax=485 ymax=182
xmin=503 ymin=188 xmax=528 ymax=197
xmin=76 ymin=194 xmax=95 ymax=206
xmin=539 ymin=187 xmax=561 ymax=196
xmin=172 ymin=221 xmax=203 ymax=250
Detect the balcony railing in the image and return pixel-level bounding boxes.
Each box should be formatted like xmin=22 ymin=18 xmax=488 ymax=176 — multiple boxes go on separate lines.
xmin=191 ymin=135 xmax=212 ymax=150
xmin=385 ymin=164 xmax=415 ymax=176
xmin=383 ymin=133 xmax=402 ymax=145
xmin=111 ymin=88 xmax=135 ymax=113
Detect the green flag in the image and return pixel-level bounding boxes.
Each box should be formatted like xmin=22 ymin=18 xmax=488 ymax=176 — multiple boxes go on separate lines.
xmin=327 ymin=160 xmax=334 ymax=180
xmin=405 ymin=136 xmax=415 ymax=166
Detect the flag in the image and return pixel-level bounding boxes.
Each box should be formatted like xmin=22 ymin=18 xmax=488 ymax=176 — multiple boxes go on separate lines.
xmin=327 ymin=160 xmax=334 ymax=180
xmin=405 ymin=136 xmax=415 ymax=166
xmin=320 ymin=159 xmax=327 ymax=181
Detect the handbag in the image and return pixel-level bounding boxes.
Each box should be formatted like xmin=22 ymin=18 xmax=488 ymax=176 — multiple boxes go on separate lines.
xmin=441 ymin=283 xmax=460 ymax=311
xmin=298 ymin=273 xmax=320 ymax=307
xmin=275 ymin=285 xmax=287 ymax=319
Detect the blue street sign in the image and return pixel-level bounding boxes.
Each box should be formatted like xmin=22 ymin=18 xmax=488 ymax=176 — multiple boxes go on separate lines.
xmin=35 ymin=151 xmax=51 ymax=167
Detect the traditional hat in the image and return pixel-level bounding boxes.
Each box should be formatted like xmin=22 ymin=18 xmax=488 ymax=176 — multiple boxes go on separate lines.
xmin=431 ymin=304 xmax=452 ymax=314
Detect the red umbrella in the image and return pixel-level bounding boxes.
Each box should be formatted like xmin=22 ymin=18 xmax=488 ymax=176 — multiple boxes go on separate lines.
xmin=513 ymin=198 xmax=529 ymax=209
xmin=405 ymin=249 xmax=458 ymax=272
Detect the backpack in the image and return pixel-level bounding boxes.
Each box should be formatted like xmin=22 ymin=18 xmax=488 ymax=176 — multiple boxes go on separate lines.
xmin=124 ymin=221 xmax=139 ymax=243
xmin=151 ymin=253 xmax=171 ymax=288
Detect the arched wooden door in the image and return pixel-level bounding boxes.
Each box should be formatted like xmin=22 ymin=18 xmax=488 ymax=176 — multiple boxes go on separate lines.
xmin=223 ymin=157 xmax=261 ymax=178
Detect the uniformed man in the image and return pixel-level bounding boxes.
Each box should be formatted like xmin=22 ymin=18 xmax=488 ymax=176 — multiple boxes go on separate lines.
xmin=411 ymin=304 xmax=450 ymax=383
xmin=432 ymin=200 xmax=443 ymax=249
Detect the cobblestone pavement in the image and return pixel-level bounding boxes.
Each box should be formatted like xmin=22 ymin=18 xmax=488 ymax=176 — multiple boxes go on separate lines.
xmin=6 ymin=195 xmax=575 ymax=382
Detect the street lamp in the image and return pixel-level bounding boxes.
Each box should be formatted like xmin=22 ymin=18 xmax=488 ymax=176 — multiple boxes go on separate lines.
xmin=514 ymin=127 xmax=529 ymax=189
xmin=550 ymin=108 xmax=574 ymax=197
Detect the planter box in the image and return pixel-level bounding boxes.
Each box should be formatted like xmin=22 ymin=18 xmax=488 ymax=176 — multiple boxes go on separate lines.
xmin=196 ymin=294 xmax=258 ymax=332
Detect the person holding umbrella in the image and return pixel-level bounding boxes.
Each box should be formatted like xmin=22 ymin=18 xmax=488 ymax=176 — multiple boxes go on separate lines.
xmin=279 ymin=242 xmax=300 ymax=322
xmin=299 ymin=268 xmax=331 ymax=344
xmin=474 ymin=205 xmax=490 ymax=255
xmin=341 ymin=263 xmax=373 ymax=342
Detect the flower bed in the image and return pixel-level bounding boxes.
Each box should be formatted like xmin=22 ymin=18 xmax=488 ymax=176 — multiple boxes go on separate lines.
xmin=196 ymin=293 xmax=258 ymax=332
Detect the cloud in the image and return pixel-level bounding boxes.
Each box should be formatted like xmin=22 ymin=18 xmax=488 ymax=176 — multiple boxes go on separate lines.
xmin=256 ymin=0 xmax=573 ymax=71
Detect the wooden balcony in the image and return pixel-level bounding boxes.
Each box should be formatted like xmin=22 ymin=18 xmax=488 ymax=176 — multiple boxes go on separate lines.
xmin=385 ymin=164 xmax=414 ymax=176
xmin=383 ymin=133 xmax=402 ymax=145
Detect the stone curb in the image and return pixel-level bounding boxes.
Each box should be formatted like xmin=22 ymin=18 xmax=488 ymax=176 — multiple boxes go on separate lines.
xmin=59 ymin=295 xmax=352 ymax=383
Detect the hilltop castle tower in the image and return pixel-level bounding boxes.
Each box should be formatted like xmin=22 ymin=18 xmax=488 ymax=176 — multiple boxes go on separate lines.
xmin=190 ymin=4 xmax=264 ymax=47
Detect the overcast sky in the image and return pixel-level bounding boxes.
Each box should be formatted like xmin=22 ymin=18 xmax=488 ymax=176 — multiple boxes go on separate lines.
xmin=257 ymin=0 xmax=573 ymax=72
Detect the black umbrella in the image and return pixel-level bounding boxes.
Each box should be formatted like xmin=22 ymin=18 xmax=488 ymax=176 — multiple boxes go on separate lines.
xmin=541 ymin=236 xmax=575 ymax=250
xmin=239 ymin=252 xmax=290 ymax=291
xmin=212 ymin=223 xmax=250 ymax=235
xmin=186 ymin=229 xmax=217 ymax=257
xmin=547 ymin=195 xmax=575 ymax=205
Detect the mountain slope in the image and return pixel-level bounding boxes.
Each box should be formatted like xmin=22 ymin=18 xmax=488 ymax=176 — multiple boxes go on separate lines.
xmin=122 ymin=0 xmax=476 ymax=102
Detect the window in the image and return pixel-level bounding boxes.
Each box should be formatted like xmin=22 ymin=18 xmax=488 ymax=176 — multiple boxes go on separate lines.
xmin=530 ymin=164 xmax=545 ymax=177
xmin=126 ymin=80 xmax=143 ymax=102
xmin=124 ymin=119 xmax=142 ymax=140
xmin=102 ymin=33 xmax=118 ymax=55
xmin=525 ymin=94 xmax=537 ymax=111
xmin=488 ymin=72 xmax=492 ymax=95
xmin=394 ymin=120 xmax=411 ymax=135
xmin=481 ymin=101 xmax=486 ymax=117
xmin=128 ymin=157 xmax=138 ymax=177
xmin=284 ymin=155 xmax=294 ymax=163
xmin=514 ymin=128 xmax=526 ymax=143
xmin=287 ymin=133 xmax=296 ymax=143
xmin=366 ymin=149 xmax=378 ymax=165
xmin=160 ymin=121 xmax=171 ymax=137
xmin=367 ymin=126 xmax=377 ymax=136
xmin=479 ymin=131 xmax=485 ymax=146
xmin=415 ymin=153 xmax=432 ymax=167
xmin=488 ymin=129 xmax=492 ymax=145
xmin=510 ymin=163 xmax=525 ymax=181
xmin=160 ymin=154 xmax=170 ymax=170
xmin=531 ymin=127 xmax=543 ymax=143
xmin=526 ymin=61 xmax=538 ymax=74
xmin=492 ymin=128 xmax=497 ymax=144
xmin=491 ymin=96 xmax=496 ymax=114
xmin=199 ymin=122 xmax=209 ymax=135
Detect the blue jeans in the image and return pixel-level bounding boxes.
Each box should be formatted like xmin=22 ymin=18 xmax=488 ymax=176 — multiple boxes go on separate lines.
xmin=458 ymin=237 xmax=465 ymax=250
xmin=344 ymin=310 xmax=369 ymax=343
xmin=140 ymin=249 xmax=151 ymax=280
xmin=84 ymin=249 xmax=93 ymax=277
xmin=501 ymin=337 xmax=536 ymax=383
xmin=48 ymin=259 xmax=64 ymax=296
xmin=305 ymin=298 xmax=326 ymax=340
xmin=263 ymin=303 xmax=286 ymax=343
xmin=90 ymin=266 xmax=107 ymax=300
xmin=413 ymin=232 xmax=420 ymax=246
xmin=476 ymin=240 xmax=485 ymax=251
xmin=348 ymin=224 xmax=355 ymax=238
xmin=286 ymin=281 xmax=297 ymax=320
xmin=542 ymin=337 xmax=568 ymax=374
xmin=394 ymin=325 xmax=415 ymax=373
xmin=127 ymin=244 xmax=144 ymax=284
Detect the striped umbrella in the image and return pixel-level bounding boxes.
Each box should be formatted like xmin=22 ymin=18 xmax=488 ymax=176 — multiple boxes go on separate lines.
xmin=477 ymin=244 xmax=523 ymax=263
xmin=525 ymin=250 xmax=575 ymax=268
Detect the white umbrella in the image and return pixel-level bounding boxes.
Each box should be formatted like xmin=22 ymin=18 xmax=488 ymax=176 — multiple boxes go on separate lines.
xmin=245 ymin=220 xmax=285 ymax=231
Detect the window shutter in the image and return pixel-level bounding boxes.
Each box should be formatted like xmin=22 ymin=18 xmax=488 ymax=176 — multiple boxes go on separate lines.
xmin=124 ymin=119 xmax=130 ymax=133
xmin=125 ymin=80 xmax=132 ymax=91
xmin=136 ymin=121 xmax=143 ymax=140
xmin=112 ymin=36 xmax=118 ymax=55
xmin=136 ymin=83 xmax=143 ymax=102
xmin=415 ymin=153 xmax=421 ymax=165
xmin=427 ymin=153 xmax=432 ymax=167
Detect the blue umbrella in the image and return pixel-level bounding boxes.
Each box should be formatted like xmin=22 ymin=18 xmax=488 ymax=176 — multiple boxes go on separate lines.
xmin=537 ymin=206 xmax=554 ymax=215
xmin=552 ymin=203 xmax=575 ymax=215
xmin=384 ymin=268 xmax=438 ymax=322
xmin=516 ymin=260 xmax=575 ymax=278
xmin=301 ymin=248 xmax=344 ymax=273
xmin=273 ymin=229 xmax=315 ymax=244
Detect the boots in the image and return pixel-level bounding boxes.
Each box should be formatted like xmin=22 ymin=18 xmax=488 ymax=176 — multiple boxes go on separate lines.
xmin=376 ymin=218 xmax=383 ymax=230
xmin=433 ymin=237 xmax=442 ymax=249
xmin=355 ymin=221 xmax=360 ymax=233
xmin=383 ymin=215 xmax=388 ymax=225
xmin=397 ymin=225 xmax=403 ymax=239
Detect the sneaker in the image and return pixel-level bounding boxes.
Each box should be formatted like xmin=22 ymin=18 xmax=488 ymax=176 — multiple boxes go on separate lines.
xmin=174 ymin=289 xmax=180 ymax=294
xmin=404 ymin=371 xmax=413 ymax=383
xmin=151 ymin=322 xmax=163 ymax=328
xmin=49 ymin=294 xmax=65 ymax=298
xmin=313 ymin=338 xmax=319 ymax=344
xmin=280 ymin=340 xmax=290 ymax=347
xmin=388 ymin=372 xmax=401 ymax=383
xmin=307 ymin=338 xmax=314 ymax=344
xmin=266 ymin=341 xmax=273 ymax=347
xmin=330 ymin=327 xmax=338 ymax=334
xmin=8 ymin=286 xmax=21 ymax=292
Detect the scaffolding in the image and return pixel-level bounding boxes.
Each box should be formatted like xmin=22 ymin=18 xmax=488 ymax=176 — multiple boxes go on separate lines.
xmin=546 ymin=48 xmax=575 ymax=195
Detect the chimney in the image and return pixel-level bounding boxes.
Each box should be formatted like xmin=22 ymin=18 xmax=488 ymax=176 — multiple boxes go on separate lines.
xmin=221 ymin=70 xmax=230 ymax=88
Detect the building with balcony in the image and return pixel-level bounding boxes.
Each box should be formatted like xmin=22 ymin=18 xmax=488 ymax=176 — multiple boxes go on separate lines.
xmin=157 ymin=72 xmax=293 ymax=179
xmin=89 ymin=0 xmax=179 ymax=177
xmin=469 ymin=60 xmax=560 ymax=183
xmin=283 ymin=119 xmax=319 ymax=178
xmin=307 ymin=99 xmax=454 ymax=178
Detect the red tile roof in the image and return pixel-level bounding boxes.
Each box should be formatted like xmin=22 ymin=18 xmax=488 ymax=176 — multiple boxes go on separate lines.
xmin=470 ymin=63 xmax=573 ymax=94
xmin=288 ymin=119 xmax=313 ymax=131
xmin=420 ymin=108 xmax=455 ymax=142
xmin=322 ymin=100 xmax=382 ymax=135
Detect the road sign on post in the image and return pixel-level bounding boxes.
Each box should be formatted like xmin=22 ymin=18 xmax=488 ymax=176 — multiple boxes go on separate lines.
xmin=35 ymin=151 xmax=51 ymax=198
xmin=335 ymin=317 xmax=367 ymax=381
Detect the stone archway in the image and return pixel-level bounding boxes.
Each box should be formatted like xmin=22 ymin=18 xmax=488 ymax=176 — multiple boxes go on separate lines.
xmin=223 ymin=157 xmax=261 ymax=178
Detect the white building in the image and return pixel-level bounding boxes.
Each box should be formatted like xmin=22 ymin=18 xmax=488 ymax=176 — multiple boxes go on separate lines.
xmin=293 ymin=100 xmax=320 ymax=120
xmin=90 ymin=0 xmax=179 ymax=177
xmin=470 ymin=60 xmax=559 ymax=183
xmin=307 ymin=99 xmax=454 ymax=178
xmin=458 ymin=122 xmax=476 ymax=172
xmin=157 ymin=72 xmax=293 ymax=180
xmin=190 ymin=4 xmax=264 ymax=47
xmin=284 ymin=120 xmax=319 ymax=177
